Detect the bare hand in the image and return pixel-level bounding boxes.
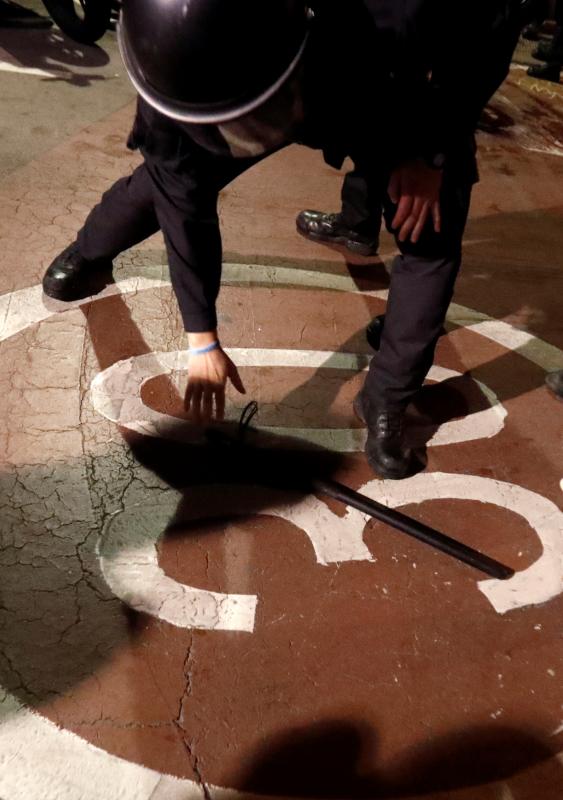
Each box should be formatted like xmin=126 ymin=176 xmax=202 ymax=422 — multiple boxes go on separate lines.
xmin=388 ymin=159 xmax=443 ymax=244
xmin=185 ymin=346 xmax=246 ymax=424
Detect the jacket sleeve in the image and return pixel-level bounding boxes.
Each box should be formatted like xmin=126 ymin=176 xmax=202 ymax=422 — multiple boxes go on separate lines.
xmin=423 ymin=1 xmax=523 ymax=158
xmin=361 ymin=0 xmax=523 ymax=161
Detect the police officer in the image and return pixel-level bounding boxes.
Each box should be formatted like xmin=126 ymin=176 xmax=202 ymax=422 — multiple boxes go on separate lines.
xmin=42 ymin=0 xmax=523 ymax=479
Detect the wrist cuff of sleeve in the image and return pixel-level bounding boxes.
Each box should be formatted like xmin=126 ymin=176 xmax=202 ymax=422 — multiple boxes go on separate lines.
xmin=181 ymin=310 xmax=218 ymax=334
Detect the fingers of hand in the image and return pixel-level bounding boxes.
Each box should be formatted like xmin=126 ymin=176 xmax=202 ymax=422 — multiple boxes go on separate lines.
xmin=202 ymin=389 xmax=214 ymax=424
xmin=410 ymin=200 xmax=432 ymax=243
xmin=228 ymin=361 xmax=246 ymax=395
xmin=187 ymin=384 xmax=203 ymax=424
xmin=185 ymin=352 xmax=244 ymax=423
xmin=397 ymin=196 xmax=425 ymax=242
xmin=215 ymin=387 xmax=225 ymax=421
xmin=185 ymin=381 xmax=226 ymax=424
xmin=391 ymin=193 xmax=414 ymax=231
xmin=432 ymin=201 xmax=442 ymax=233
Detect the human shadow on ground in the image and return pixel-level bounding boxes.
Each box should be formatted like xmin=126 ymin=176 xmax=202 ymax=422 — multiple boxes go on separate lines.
xmin=240 ymin=719 xmax=563 ymax=799
xmin=0 ymin=292 xmax=347 ymax=715
xmin=0 ymin=17 xmax=110 ymax=85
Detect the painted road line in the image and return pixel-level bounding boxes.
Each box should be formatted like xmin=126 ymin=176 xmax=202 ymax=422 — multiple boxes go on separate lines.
xmin=98 ymin=494 xmax=258 ymax=633
xmin=1 ymin=267 xmax=562 ymax=375
xmin=0 ymin=60 xmax=56 ymax=79
xmin=0 ymin=278 xmax=169 ymax=343
xmin=362 ymin=473 xmax=563 ymax=615
xmin=0 ymin=264 xmax=562 ymax=799
xmin=97 ymin=473 xmax=563 ymax=629
xmin=98 ymin=485 xmax=373 ymax=632
xmin=90 ymin=351 xmax=507 ymax=450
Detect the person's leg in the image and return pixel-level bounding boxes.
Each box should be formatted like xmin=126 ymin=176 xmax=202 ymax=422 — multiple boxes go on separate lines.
xmin=296 ymin=167 xmax=382 ymax=257
xmin=77 ymin=164 xmax=160 ymax=261
xmin=363 ymin=174 xmax=472 ymax=412
xmin=355 ymin=158 xmax=474 ymax=479
xmin=43 ymin=163 xmax=161 ymax=300
xmin=339 ymin=169 xmax=384 ymax=236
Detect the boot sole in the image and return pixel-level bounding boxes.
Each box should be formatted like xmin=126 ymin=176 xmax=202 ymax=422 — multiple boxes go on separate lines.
xmin=296 ymin=224 xmax=378 ymax=258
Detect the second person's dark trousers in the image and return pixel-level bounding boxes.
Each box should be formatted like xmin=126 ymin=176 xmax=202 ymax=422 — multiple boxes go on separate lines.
xmin=341 ymin=159 xmax=474 ymax=412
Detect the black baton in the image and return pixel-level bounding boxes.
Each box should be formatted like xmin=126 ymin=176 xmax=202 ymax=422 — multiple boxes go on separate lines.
xmin=313 ymin=478 xmax=514 ymax=580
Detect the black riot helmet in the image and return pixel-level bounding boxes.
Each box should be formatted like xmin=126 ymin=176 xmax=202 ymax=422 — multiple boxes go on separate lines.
xmin=118 ymin=0 xmax=312 ymax=124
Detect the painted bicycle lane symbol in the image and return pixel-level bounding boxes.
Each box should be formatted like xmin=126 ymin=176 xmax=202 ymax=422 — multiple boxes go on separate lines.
xmin=0 ymin=263 xmax=562 ymax=800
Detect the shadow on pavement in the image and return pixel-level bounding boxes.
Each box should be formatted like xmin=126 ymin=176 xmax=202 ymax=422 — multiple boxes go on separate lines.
xmin=0 ymin=18 xmax=110 ymax=85
xmin=240 ymin=719 xmax=563 ymax=798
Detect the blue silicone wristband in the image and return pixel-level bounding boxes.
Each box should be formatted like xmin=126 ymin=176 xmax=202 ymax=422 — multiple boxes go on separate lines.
xmin=189 ymin=340 xmax=220 ymax=356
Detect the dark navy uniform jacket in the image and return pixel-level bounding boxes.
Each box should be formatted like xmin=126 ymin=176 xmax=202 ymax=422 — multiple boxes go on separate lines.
xmin=128 ymin=0 xmax=523 ymax=173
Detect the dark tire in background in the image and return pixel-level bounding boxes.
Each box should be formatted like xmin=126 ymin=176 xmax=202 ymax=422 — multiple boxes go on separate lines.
xmin=42 ymin=0 xmax=112 ymax=44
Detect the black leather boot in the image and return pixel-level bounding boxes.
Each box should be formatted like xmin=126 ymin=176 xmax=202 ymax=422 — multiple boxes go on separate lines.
xmin=296 ymin=210 xmax=379 ymax=257
xmin=522 ymin=23 xmax=541 ymax=41
xmin=532 ymin=41 xmax=556 ymax=61
xmin=527 ymin=62 xmax=561 ymax=83
xmin=42 ymin=242 xmax=113 ymax=301
xmin=353 ymin=393 xmax=415 ymax=480
xmin=545 ymin=370 xmax=563 ymax=399
xmin=366 ymin=314 xmax=386 ymax=351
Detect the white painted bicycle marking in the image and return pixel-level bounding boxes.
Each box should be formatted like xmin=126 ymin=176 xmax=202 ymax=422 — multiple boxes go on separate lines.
xmin=90 ymin=350 xmax=507 ymax=450
xmin=98 ymin=484 xmax=373 ymax=632
xmin=361 ymin=473 xmax=563 ymax=615
xmin=1 ymin=264 xmax=562 ymax=799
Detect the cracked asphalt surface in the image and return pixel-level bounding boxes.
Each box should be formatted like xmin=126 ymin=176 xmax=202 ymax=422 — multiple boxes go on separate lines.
xmin=1 ymin=8 xmax=563 ymax=800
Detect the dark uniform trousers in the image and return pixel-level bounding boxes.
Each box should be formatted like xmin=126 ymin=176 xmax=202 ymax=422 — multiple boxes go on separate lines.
xmin=77 ymin=125 xmax=475 ymax=412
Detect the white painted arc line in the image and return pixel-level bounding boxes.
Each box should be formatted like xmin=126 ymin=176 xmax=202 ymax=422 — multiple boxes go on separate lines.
xmin=89 ymin=352 xmax=506 ymax=450
xmin=98 ymin=473 xmax=562 ymax=626
xmin=97 ymin=485 xmax=372 ymax=633
xmin=0 ymin=264 xmax=562 ymax=798
xmin=465 ymin=320 xmax=563 ymax=371
xmin=0 ymin=60 xmax=56 ymax=78
xmin=2 ymin=687 xmax=552 ymax=800
xmin=0 ymin=693 xmax=206 ymax=800
xmin=361 ymin=472 xmax=563 ymax=615
xmin=0 ymin=277 xmax=169 ymax=343
xmin=2 ymin=270 xmax=562 ymax=373
xmin=221 ymin=262 xmax=390 ymax=298
xmin=98 ymin=496 xmax=258 ymax=633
